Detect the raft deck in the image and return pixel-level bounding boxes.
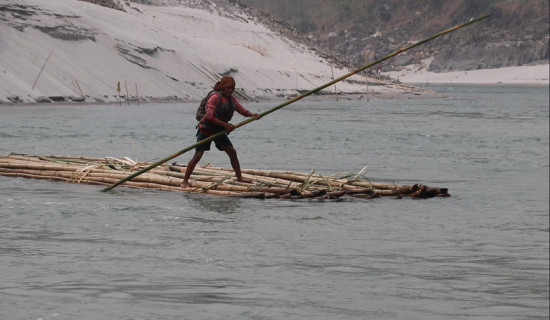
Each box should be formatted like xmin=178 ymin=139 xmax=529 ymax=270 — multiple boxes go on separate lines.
xmin=0 ymin=154 xmax=450 ymax=200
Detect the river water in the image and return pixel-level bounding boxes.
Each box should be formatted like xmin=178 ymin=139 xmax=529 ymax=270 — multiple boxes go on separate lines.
xmin=1 ymin=85 xmax=548 ymax=320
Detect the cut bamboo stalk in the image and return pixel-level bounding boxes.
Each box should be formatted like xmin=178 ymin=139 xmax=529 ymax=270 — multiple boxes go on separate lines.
xmin=2 ymin=167 xmax=315 ymax=198
xmin=32 ymin=49 xmax=53 ymax=90
xmin=173 ymin=165 xmax=304 ymax=188
xmin=117 ymin=81 xmax=121 ymax=106
xmin=349 ymin=180 xmax=409 ymax=190
xmin=179 ymin=179 xmax=293 ymax=195
xmin=0 ymin=171 xmax=260 ymax=196
xmin=125 ymin=80 xmax=130 ymax=106
xmin=0 ymin=155 xmax=450 ymax=199
xmin=75 ymin=79 xmax=84 ymax=99
xmin=135 ymin=83 xmax=140 ymax=106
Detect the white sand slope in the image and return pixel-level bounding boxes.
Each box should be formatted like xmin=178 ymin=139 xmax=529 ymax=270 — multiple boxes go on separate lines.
xmin=0 ymin=0 xmax=374 ymax=103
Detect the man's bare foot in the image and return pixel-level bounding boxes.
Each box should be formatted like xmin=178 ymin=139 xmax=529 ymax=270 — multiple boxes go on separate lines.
xmin=237 ymin=178 xmax=253 ymax=184
xmin=180 ymin=181 xmax=190 ymax=188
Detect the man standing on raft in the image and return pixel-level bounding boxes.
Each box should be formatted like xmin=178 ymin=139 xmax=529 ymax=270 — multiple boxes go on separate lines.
xmin=181 ymin=76 xmax=260 ymax=188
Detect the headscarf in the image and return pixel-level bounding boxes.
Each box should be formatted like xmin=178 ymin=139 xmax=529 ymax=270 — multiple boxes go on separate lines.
xmin=214 ymin=76 xmax=236 ymax=91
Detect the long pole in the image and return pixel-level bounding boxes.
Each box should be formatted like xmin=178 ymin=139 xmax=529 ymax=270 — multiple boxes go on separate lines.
xmin=32 ymin=49 xmax=54 ymax=90
xmin=75 ymin=79 xmax=85 ymax=99
xmin=330 ymin=63 xmax=338 ymax=102
xmin=125 ymin=81 xmax=130 ymax=106
xmin=135 ymin=83 xmax=140 ymax=106
xmin=100 ymin=15 xmax=489 ymax=192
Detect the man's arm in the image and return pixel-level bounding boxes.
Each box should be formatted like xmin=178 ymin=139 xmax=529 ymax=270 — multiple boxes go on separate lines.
xmin=234 ymin=98 xmax=260 ymax=119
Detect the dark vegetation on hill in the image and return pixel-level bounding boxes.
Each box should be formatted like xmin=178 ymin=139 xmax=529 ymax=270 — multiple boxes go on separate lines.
xmin=235 ymin=0 xmax=549 ymax=72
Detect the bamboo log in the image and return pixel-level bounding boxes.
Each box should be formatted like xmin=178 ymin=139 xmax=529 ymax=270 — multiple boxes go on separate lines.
xmin=8 ymin=154 xmax=105 ymax=162
xmin=0 ymin=162 xmax=83 ymax=172
xmin=179 ymin=179 xmax=294 ymax=195
xmin=0 ymin=155 xmax=450 ymax=199
xmin=0 ymin=167 xmax=288 ymax=197
xmin=160 ymin=165 xmax=374 ymax=193
xmin=0 ymin=164 xmax=447 ymax=197
xmin=240 ymin=168 xmax=368 ymax=191
xmin=0 ymin=169 xmax=271 ymax=197
xmin=1 ymin=168 xmax=332 ymax=199
xmin=174 ymin=165 xmax=304 ymax=189
xmin=32 ymin=49 xmax=53 ymax=90
xmin=349 ymin=180 xmax=409 ymax=190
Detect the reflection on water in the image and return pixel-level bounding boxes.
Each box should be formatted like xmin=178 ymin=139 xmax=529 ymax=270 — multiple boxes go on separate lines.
xmin=185 ymin=193 xmax=243 ymax=215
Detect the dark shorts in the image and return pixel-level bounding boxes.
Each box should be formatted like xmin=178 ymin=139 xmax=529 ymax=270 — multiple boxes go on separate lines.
xmin=195 ymin=130 xmax=233 ymax=151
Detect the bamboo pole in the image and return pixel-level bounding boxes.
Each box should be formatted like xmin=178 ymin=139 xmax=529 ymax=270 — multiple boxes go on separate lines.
xmin=0 ymin=155 xmax=441 ymax=195
xmin=188 ymin=63 xmax=254 ymax=102
xmin=240 ymin=167 xmax=367 ymax=191
xmin=75 ymin=79 xmax=85 ymax=99
xmin=125 ymin=81 xmax=130 ymax=106
xmin=365 ymin=72 xmax=369 ymax=102
xmin=0 ymin=158 xmax=449 ymax=198
xmin=117 ymin=81 xmax=122 ymax=106
xmin=331 ymin=63 xmax=338 ymax=102
xmin=200 ymin=65 xmax=255 ymax=102
xmin=0 ymin=168 xmax=273 ymax=198
xmin=40 ymin=155 xmax=107 ymax=162
xmin=100 ymin=15 xmax=488 ymax=193
xmin=204 ymin=167 xmax=307 ymax=188
xmin=32 ymin=49 xmax=54 ymax=90
xmin=135 ymin=83 xmax=140 ymax=106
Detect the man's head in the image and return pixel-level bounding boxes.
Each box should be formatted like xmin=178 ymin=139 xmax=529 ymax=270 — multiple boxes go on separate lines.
xmin=215 ymin=76 xmax=236 ymax=97
xmin=219 ymin=76 xmax=235 ymax=90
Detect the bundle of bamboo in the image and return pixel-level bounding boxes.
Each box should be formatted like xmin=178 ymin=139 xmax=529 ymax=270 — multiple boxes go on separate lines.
xmin=0 ymin=154 xmax=450 ymax=200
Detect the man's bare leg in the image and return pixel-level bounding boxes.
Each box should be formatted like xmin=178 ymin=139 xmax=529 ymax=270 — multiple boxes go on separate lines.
xmin=181 ymin=150 xmax=204 ymax=188
xmin=222 ymin=145 xmax=252 ymax=183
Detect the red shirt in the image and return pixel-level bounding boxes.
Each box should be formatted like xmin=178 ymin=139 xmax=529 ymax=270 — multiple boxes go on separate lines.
xmin=203 ymin=93 xmax=252 ymax=123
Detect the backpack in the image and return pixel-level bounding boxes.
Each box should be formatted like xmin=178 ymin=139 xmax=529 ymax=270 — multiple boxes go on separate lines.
xmin=195 ymin=90 xmax=221 ymax=122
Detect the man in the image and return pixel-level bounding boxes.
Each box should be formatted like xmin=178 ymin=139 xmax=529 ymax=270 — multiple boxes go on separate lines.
xmin=181 ymin=76 xmax=260 ymax=188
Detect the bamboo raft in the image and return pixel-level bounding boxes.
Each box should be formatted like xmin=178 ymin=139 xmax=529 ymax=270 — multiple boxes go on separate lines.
xmin=0 ymin=154 xmax=450 ymax=200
